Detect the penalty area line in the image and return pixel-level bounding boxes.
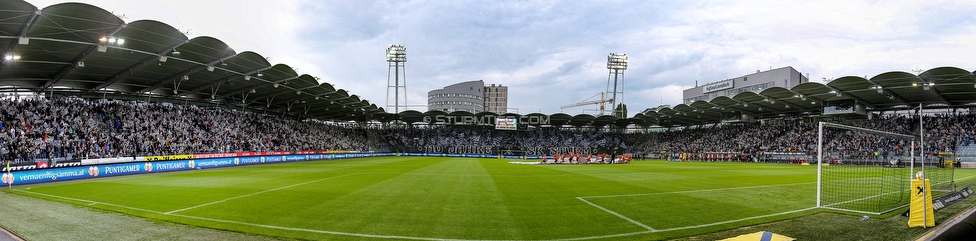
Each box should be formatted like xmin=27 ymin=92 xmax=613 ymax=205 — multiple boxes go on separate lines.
xmin=580 ymin=181 xmax=815 ymax=199
xmin=165 ymin=173 xmax=359 ymax=214
xmin=575 ymin=197 xmax=656 ymax=231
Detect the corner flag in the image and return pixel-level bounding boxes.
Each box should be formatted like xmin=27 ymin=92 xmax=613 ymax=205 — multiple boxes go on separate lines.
xmin=4 ymin=159 xmax=9 ymax=189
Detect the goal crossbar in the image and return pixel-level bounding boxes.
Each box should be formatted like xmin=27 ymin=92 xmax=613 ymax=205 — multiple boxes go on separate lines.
xmin=820 ymin=122 xmax=916 ymax=140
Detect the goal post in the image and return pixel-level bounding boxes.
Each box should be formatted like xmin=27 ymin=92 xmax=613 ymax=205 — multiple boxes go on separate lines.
xmin=816 ymin=121 xmax=930 ymax=215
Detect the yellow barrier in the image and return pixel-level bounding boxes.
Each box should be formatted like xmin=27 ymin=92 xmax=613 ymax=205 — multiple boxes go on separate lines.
xmin=144 ymin=154 xmax=193 ymax=161
xmin=908 ymin=179 xmax=935 ymax=228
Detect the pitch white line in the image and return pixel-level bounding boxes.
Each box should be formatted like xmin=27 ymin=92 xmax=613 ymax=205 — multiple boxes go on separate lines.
xmin=575 ymin=197 xmax=656 ymax=231
xmin=819 ymin=206 xmax=899 ymax=216
xmin=165 ymin=173 xmax=358 ymax=214
xmin=14 ymin=190 xmax=162 ymax=214
xmin=11 ymin=189 xmax=823 ymax=241
xmin=10 ymin=189 xmax=656 ymax=241
xmin=580 ymin=181 xmax=815 ymax=199
xmin=656 ymin=207 xmax=818 ymax=232
xmin=821 ymin=189 xmax=907 ymax=215
xmin=820 ymin=174 xmax=969 ymax=215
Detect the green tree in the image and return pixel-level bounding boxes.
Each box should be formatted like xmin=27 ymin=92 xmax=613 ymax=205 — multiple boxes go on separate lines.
xmin=613 ymin=103 xmax=627 ymax=118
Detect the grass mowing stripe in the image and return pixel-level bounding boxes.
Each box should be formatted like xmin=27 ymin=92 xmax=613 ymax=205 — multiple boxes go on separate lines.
xmin=7 ymin=190 xmax=458 ymax=241
xmin=19 ymin=158 xmax=969 ymax=240
xmin=574 ymin=196 xmax=656 ymax=231
xmin=164 ymin=173 xmax=358 ymax=214
xmin=9 ymin=185 xmax=659 ymax=241
xmin=166 ymin=212 xmax=658 ymax=241
xmin=9 ymin=187 xmax=823 ymax=240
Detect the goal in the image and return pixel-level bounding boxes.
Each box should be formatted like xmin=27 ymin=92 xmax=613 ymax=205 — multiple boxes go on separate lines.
xmin=816 ymin=121 xmax=954 ymax=215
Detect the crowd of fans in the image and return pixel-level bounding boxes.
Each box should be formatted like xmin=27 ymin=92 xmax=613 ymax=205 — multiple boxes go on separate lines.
xmin=380 ymin=112 xmax=975 ymax=161
xmin=2 ymin=96 xmax=975 ymax=165
xmin=382 ymin=125 xmax=643 ymax=154
xmin=648 ymin=113 xmax=976 ymax=162
xmin=0 ymin=97 xmax=367 ymax=164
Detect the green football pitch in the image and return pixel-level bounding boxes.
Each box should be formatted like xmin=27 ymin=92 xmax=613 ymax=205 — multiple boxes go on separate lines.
xmin=6 ymin=157 xmax=974 ymax=240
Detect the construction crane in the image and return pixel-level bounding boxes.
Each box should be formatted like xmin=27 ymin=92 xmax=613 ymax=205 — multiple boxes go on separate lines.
xmin=561 ymin=92 xmax=614 ymax=115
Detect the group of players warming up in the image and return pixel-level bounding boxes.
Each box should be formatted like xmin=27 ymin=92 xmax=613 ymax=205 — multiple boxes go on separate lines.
xmin=540 ymin=153 xmax=632 ymax=164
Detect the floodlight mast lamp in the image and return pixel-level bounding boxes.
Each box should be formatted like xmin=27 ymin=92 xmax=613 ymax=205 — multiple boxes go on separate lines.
xmin=606 ymin=53 xmax=628 ymax=115
xmin=386 ymin=45 xmax=407 ymax=113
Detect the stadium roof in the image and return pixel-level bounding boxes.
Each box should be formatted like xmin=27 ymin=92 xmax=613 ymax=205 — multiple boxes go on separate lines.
xmin=0 ymin=1 xmax=384 ymax=121
xmin=640 ymin=66 xmax=976 ymax=127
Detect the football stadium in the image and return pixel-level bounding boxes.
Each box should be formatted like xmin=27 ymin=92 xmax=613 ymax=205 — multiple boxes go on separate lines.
xmin=2 ymin=1 xmax=976 ymax=241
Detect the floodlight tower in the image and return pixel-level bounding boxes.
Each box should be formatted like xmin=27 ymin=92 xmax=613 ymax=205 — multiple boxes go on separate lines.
xmin=605 ymin=53 xmax=628 ymax=114
xmin=386 ymin=45 xmax=407 ymax=113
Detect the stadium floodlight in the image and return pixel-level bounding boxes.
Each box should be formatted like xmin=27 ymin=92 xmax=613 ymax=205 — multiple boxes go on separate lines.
xmin=386 ymin=44 xmax=407 ymax=113
xmin=607 ymin=53 xmax=628 ymax=70
xmin=606 ymin=53 xmax=628 ymax=116
xmin=100 ymin=36 xmax=124 ymax=45
xmin=386 ymin=45 xmax=406 ymax=62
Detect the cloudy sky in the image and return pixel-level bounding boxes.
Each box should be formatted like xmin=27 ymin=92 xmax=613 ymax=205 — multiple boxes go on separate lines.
xmin=27 ymin=0 xmax=976 ymax=115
